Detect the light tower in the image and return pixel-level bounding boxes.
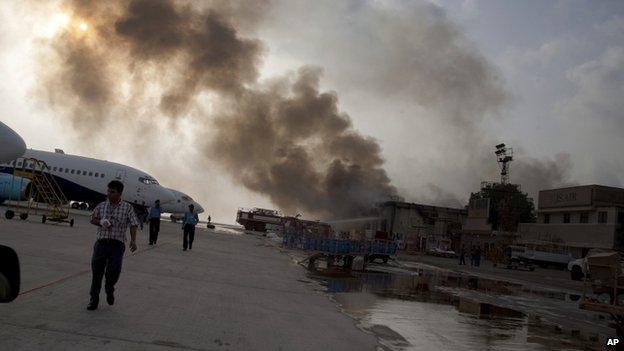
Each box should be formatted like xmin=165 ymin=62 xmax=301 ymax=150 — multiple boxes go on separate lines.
xmin=494 ymin=143 xmax=513 ymax=184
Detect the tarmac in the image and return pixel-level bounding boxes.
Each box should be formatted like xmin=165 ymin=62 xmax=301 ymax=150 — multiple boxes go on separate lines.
xmin=0 ymin=208 xmax=378 ymax=351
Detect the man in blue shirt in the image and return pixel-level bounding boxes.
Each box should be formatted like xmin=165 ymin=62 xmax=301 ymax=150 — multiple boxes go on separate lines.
xmin=147 ymin=200 xmax=163 ymax=245
xmin=182 ymin=204 xmax=199 ymax=251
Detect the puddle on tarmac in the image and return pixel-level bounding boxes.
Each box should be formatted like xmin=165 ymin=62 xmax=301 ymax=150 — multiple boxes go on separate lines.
xmin=307 ymin=266 xmax=612 ymax=351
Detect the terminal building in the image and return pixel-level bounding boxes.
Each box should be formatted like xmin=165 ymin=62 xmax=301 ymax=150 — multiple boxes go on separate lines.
xmin=329 ymin=200 xmax=467 ymax=252
xmin=517 ymin=185 xmax=624 ymax=258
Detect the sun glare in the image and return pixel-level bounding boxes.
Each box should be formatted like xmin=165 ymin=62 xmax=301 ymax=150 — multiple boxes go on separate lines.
xmin=79 ymin=22 xmax=88 ymax=32
xmin=42 ymin=12 xmax=71 ymax=38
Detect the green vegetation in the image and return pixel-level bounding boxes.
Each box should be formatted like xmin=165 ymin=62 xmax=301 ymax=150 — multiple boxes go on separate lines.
xmin=470 ymin=183 xmax=536 ymax=231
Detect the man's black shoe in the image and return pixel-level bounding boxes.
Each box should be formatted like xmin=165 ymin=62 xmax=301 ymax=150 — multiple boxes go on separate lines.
xmin=106 ymin=293 xmax=114 ymax=306
xmin=87 ymin=300 xmax=98 ymax=311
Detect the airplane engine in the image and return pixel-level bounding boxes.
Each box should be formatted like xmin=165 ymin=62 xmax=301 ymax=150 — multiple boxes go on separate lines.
xmin=0 ymin=173 xmax=31 ymax=204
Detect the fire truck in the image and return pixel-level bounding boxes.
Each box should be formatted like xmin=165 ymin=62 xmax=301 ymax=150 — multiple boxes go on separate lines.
xmin=236 ymin=208 xmax=283 ymax=232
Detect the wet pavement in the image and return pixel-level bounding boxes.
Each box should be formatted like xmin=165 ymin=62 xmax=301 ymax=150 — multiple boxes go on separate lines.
xmin=1 ymin=208 xmax=620 ymax=351
xmin=300 ymin=259 xmax=619 ymax=351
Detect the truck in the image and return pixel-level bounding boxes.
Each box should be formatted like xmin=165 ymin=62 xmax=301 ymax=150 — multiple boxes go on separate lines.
xmin=506 ymin=245 xmax=572 ymax=270
xmin=568 ymin=249 xmax=623 ymax=281
xmin=236 ymin=208 xmax=283 ymax=232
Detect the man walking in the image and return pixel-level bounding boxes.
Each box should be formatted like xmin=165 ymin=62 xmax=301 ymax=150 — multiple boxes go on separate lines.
xmin=147 ymin=200 xmax=163 ymax=245
xmin=87 ymin=180 xmax=139 ymax=311
xmin=182 ymin=204 xmax=199 ymax=251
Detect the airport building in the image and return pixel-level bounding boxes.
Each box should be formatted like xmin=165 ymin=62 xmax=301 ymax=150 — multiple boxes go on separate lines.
xmin=329 ymin=200 xmax=467 ymax=252
xmin=517 ymin=185 xmax=624 ymax=258
xmin=453 ymin=197 xmax=517 ymax=254
xmin=380 ymin=201 xmax=466 ymax=251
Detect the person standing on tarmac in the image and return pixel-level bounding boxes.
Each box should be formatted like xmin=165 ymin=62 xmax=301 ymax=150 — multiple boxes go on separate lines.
xmin=182 ymin=204 xmax=199 ymax=251
xmin=459 ymin=245 xmax=466 ymax=265
xmin=147 ymin=200 xmax=163 ymax=245
xmin=87 ymin=180 xmax=138 ymax=311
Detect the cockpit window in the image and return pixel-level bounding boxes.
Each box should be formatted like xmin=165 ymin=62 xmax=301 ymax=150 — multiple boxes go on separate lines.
xmin=138 ymin=176 xmax=159 ymax=185
xmin=181 ymin=195 xmax=192 ymax=201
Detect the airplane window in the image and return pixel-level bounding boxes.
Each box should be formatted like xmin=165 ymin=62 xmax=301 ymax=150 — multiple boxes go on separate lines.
xmin=71 ymin=169 xmax=75 ymax=174
xmin=65 ymin=168 xmax=69 ymax=173
xmin=182 ymin=195 xmax=192 ymax=201
xmin=95 ymin=172 xmax=99 ymax=177
xmin=89 ymin=172 xmax=93 ymax=176
xmin=138 ymin=177 xmax=160 ymax=185
xmin=101 ymin=173 xmax=105 ymax=178
xmin=53 ymin=167 xmax=57 ymax=171
xmin=83 ymin=170 xmax=87 ymax=175
xmin=17 ymin=161 xmax=22 ymax=167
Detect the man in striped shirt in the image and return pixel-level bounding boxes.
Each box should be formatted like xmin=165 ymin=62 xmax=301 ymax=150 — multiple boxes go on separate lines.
xmin=87 ymin=180 xmax=139 ymax=311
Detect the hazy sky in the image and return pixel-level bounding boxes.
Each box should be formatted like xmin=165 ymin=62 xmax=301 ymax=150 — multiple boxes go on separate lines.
xmin=1 ymin=0 xmax=622 ymax=223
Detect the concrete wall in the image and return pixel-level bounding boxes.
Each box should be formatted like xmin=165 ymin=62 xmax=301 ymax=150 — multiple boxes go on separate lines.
xmin=518 ymin=223 xmax=616 ymax=255
xmin=537 ymin=207 xmax=622 ymax=224
xmin=381 ymin=202 xmax=466 ymax=239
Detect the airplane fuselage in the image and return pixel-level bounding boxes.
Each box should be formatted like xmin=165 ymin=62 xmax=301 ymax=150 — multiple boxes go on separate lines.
xmin=0 ymin=149 xmax=174 ymax=208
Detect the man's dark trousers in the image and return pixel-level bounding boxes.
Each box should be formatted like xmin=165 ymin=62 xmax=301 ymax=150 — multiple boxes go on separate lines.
xmin=183 ymin=224 xmax=195 ymax=250
xmin=149 ymin=218 xmax=160 ymax=244
xmin=90 ymin=239 xmax=125 ymax=302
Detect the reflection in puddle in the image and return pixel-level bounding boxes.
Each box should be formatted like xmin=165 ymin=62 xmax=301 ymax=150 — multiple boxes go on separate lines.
xmin=308 ymin=268 xmax=603 ymax=350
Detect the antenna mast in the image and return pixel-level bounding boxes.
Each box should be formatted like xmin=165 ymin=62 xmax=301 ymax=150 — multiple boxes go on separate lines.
xmin=494 ymin=143 xmax=513 ymax=184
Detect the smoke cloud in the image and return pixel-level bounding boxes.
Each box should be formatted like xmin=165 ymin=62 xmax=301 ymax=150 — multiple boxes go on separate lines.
xmin=263 ymin=1 xmax=574 ymax=204
xmin=512 ymin=152 xmax=575 ymax=199
xmin=34 ymin=0 xmax=573 ymax=219
xmin=210 ymin=66 xmax=396 ymax=218
xmin=37 ymin=0 xmax=395 ymax=218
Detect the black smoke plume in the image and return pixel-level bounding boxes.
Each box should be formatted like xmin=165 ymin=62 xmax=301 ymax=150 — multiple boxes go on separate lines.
xmin=39 ymin=0 xmax=395 ymax=218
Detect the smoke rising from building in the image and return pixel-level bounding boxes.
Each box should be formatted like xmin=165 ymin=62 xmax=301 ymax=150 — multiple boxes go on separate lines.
xmin=38 ymin=0 xmax=395 ymax=218
xmin=34 ymin=0 xmax=572 ymax=217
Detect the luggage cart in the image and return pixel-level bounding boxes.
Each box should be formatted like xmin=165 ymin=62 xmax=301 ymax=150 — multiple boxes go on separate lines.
xmin=284 ymin=235 xmax=397 ymax=270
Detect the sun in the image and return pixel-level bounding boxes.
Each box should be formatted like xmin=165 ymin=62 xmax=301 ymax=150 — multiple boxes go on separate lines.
xmin=79 ymin=22 xmax=89 ymax=32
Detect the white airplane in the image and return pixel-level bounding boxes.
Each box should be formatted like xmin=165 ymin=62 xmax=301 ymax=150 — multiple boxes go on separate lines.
xmin=0 ymin=149 xmax=175 ymax=209
xmin=159 ymin=188 xmax=204 ymax=221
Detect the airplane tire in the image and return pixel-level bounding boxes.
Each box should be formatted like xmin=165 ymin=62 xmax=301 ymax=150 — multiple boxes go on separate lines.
xmin=19 ymin=213 xmax=28 ymax=220
xmin=71 ymin=202 xmax=79 ymax=209
xmin=5 ymin=210 xmax=14 ymax=219
xmin=42 ymin=215 xmax=47 ymax=223
xmin=69 ymin=219 xmax=74 ymax=227
xmin=79 ymin=203 xmax=88 ymax=210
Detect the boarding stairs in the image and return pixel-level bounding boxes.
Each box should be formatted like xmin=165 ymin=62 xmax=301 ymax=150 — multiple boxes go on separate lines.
xmin=13 ymin=157 xmax=70 ymax=221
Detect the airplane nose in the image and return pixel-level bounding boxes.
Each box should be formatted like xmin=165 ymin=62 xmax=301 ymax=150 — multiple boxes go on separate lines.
xmin=159 ymin=188 xmax=176 ymax=204
xmin=195 ymin=202 xmax=205 ymax=214
xmin=0 ymin=121 xmax=26 ymax=163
